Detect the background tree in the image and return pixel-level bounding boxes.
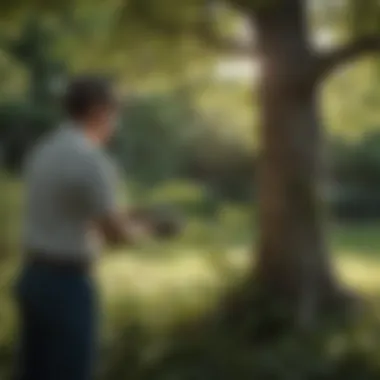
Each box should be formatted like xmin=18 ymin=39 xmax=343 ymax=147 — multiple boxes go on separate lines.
xmin=107 ymin=0 xmax=380 ymax=325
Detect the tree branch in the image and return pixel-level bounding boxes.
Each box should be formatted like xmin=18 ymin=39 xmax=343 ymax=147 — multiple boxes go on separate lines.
xmin=316 ymin=35 xmax=380 ymax=80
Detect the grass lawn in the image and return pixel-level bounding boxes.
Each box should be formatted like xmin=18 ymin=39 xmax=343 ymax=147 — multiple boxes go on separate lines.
xmin=1 ymin=201 xmax=380 ymax=378
xmin=94 ymin=220 xmax=380 ymax=339
xmin=2 ymin=173 xmax=380 ymax=358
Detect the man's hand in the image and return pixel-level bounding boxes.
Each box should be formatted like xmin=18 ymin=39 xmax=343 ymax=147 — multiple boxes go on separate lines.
xmin=126 ymin=206 xmax=184 ymax=240
xmin=97 ymin=206 xmax=184 ymax=248
xmin=97 ymin=212 xmax=151 ymax=247
xmin=124 ymin=218 xmax=153 ymax=242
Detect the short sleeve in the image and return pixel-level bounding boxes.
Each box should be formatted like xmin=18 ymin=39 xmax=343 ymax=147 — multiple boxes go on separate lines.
xmin=79 ymin=152 xmax=119 ymax=218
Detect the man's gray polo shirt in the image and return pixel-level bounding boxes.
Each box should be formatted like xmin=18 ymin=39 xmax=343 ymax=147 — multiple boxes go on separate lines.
xmin=23 ymin=124 xmax=118 ymax=260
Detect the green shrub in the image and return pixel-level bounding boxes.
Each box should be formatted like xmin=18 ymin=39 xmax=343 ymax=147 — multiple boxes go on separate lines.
xmin=330 ymin=133 xmax=380 ymax=220
xmin=0 ymin=101 xmax=59 ymax=172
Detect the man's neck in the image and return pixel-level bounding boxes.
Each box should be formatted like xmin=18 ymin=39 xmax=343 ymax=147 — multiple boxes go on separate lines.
xmin=83 ymin=127 xmax=103 ymax=146
xmin=69 ymin=120 xmax=104 ymax=146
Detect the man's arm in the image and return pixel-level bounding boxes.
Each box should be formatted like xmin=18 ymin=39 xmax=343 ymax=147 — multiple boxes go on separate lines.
xmin=78 ymin=152 xmax=150 ymax=247
xmin=97 ymin=211 xmax=151 ymax=247
xmin=79 ymin=153 xmax=181 ymax=247
xmin=98 ymin=207 xmax=183 ymax=246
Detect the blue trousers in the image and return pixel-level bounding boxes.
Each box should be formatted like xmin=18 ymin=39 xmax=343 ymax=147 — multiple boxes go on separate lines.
xmin=14 ymin=263 xmax=98 ymax=380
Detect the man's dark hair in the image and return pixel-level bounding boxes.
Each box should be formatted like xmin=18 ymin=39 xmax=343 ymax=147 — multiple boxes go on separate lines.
xmin=63 ymin=76 xmax=116 ymax=120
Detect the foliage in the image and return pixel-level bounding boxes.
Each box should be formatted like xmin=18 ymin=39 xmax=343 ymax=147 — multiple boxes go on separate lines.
xmin=0 ymin=102 xmax=59 ymax=171
xmin=348 ymin=0 xmax=380 ymax=37
xmin=0 ymin=52 xmax=27 ymax=101
xmin=101 ymin=300 xmax=380 ymax=380
xmin=111 ymin=93 xmax=197 ymax=185
xmin=110 ymin=92 xmax=254 ymax=202
xmin=329 ymin=132 xmax=380 ymax=220
xmin=322 ymin=60 xmax=380 ymax=139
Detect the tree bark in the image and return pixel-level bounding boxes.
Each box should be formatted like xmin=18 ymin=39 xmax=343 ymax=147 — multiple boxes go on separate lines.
xmin=253 ymin=0 xmax=340 ymax=325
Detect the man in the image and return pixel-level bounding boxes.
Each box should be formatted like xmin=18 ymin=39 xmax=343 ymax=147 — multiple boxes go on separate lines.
xmin=15 ymin=76 xmax=151 ymax=380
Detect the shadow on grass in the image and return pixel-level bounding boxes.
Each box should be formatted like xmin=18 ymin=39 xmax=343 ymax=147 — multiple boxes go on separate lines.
xmin=331 ymin=222 xmax=380 ymax=258
xmin=101 ymin=281 xmax=380 ymax=380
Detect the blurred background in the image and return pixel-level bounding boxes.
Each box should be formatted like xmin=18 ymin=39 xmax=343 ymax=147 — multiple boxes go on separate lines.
xmin=2 ymin=0 xmax=380 ymax=379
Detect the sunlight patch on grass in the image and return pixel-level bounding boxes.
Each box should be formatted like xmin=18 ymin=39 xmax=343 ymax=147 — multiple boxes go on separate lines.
xmin=337 ymin=252 xmax=380 ymax=294
xmin=97 ymin=244 xmax=380 ymax=333
xmin=97 ymin=246 xmax=250 ymax=331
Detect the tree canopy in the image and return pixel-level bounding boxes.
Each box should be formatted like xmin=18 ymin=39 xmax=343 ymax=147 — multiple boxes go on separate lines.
xmin=2 ymin=1 xmax=380 ymax=86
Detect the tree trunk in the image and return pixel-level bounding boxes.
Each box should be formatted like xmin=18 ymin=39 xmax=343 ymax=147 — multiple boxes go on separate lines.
xmin=253 ymin=0 xmax=341 ymax=325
